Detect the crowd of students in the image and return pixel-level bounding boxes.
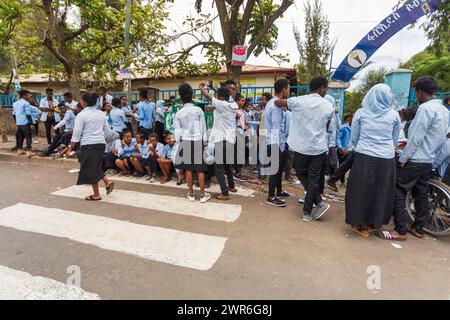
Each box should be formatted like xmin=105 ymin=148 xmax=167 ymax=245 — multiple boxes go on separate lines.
xmin=10 ymin=76 xmax=450 ymax=241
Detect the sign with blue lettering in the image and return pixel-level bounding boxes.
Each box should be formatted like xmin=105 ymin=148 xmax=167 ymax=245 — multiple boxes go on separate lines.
xmin=332 ymin=0 xmax=441 ymax=82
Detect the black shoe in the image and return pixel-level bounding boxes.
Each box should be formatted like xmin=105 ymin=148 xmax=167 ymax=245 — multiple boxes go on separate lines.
xmin=10 ymin=146 xmax=19 ymax=152
xmin=277 ymin=191 xmax=291 ymax=198
xmin=266 ymin=197 xmax=286 ymax=207
xmin=133 ymin=172 xmax=146 ymax=177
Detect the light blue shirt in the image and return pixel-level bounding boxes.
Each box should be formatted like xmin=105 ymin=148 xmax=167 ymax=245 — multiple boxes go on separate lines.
xmin=117 ymin=138 xmax=138 ymax=158
xmin=400 ymin=99 xmax=449 ymax=164
xmin=264 ymin=97 xmax=285 ymax=151
xmin=352 ymin=109 xmax=401 ymax=159
xmin=352 ymin=84 xmax=401 ymax=159
xmin=71 ymin=106 xmax=109 ymax=146
xmin=287 ymin=93 xmax=334 ymax=155
xmin=433 ymin=138 xmax=450 ymax=178
xmin=54 ymin=109 xmax=76 ymax=132
xmin=122 ymin=105 xmax=132 ymax=123
xmin=162 ymin=143 xmax=177 ymax=159
xmin=135 ymin=101 xmax=156 ymax=129
xmin=137 ymin=142 xmax=149 ymax=159
xmin=155 ymin=100 xmax=165 ymax=123
xmin=30 ymin=106 xmax=41 ymax=124
xmin=12 ymin=99 xmax=32 ymax=126
xmin=327 ymin=115 xmax=337 ymax=148
xmin=110 ymin=107 xmax=127 ymax=132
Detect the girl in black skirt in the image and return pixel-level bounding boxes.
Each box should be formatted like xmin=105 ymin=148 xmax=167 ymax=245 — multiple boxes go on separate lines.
xmin=65 ymin=93 xmax=115 ymax=201
xmin=345 ymin=84 xmax=401 ymax=238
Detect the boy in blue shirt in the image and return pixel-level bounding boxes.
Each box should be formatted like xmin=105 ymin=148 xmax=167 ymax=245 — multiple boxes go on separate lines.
xmin=158 ymin=133 xmax=183 ymax=185
xmin=114 ymin=130 xmax=139 ymax=176
xmin=12 ymin=90 xmax=34 ymax=152
xmin=134 ymin=88 xmax=156 ymax=139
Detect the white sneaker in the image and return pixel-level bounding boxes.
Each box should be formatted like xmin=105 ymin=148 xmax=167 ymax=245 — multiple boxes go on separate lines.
xmin=149 ymin=176 xmax=158 ymax=184
xmin=187 ymin=193 xmax=196 ymax=202
xmin=199 ymin=193 xmax=211 ymax=203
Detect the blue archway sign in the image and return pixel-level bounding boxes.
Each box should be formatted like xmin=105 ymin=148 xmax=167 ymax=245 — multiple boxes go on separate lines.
xmin=332 ymin=0 xmax=442 ymax=82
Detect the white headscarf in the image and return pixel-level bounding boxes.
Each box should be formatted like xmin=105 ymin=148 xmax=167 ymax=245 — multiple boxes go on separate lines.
xmin=360 ymin=84 xmax=394 ymax=118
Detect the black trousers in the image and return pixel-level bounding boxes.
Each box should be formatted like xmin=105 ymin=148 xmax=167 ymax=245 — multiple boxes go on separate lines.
xmin=214 ymin=140 xmax=235 ymax=196
xmin=330 ymin=151 xmax=355 ymax=183
xmin=138 ymin=127 xmax=152 ymax=140
xmin=154 ymin=121 xmax=165 ymax=144
xmin=268 ymin=145 xmax=287 ymax=198
xmin=295 ymin=152 xmax=327 ymax=214
xmin=34 ymin=122 xmax=39 ymax=136
xmin=326 ymin=147 xmax=338 ymax=177
xmin=393 ymin=161 xmax=432 ymax=235
xmin=48 ymin=131 xmax=72 ymax=154
xmin=44 ymin=117 xmax=57 ymax=145
xmin=337 ymin=151 xmax=351 ymax=183
xmin=16 ymin=125 xmax=32 ymax=150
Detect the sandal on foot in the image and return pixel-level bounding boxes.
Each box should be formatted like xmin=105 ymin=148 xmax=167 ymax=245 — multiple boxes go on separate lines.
xmin=85 ymin=195 xmax=102 ymax=201
xmin=350 ymin=226 xmax=369 ymax=238
xmin=106 ymin=182 xmax=115 ymax=195
xmin=215 ymin=194 xmax=230 ymax=201
xmin=375 ymin=230 xmax=407 ymax=242
xmin=407 ymin=227 xmax=424 ymax=239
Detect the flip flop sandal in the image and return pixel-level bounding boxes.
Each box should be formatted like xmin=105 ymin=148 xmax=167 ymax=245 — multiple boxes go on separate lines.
xmin=350 ymin=226 xmax=369 ymax=238
xmin=375 ymin=231 xmax=407 ymax=242
xmin=407 ymin=227 xmax=424 ymax=239
xmin=85 ymin=195 xmax=102 ymax=201
xmin=106 ymin=182 xmax=115 ymax=195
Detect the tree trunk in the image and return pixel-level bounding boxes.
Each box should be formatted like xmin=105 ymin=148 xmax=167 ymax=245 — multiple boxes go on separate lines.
xmin=66 ymin=65 xmax=81 ymax=100
xmin=0 ymin=108 xmax=9 ymax=142
xmin=227 ymin=63 xmax=242 ymax=86
xmin=4 ymin=72 xmax=13 ymax=94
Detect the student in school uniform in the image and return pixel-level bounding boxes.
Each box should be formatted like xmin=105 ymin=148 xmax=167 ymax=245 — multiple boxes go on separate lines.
xmin=97 ymin=86 xmax=113 ymax=110
xmin=103 ymin=130 xmax=120 ymax=174
xmin=120 ymin=95 xmax=134 ymax=135
xmin=275 ymin=77 xmax=334 ymax=222
xmin=45 ymin=105 xmax=76 ymax=156
xmin=198 ymin=82 xmax=238 ymax=201
xmin=158 ymin=133 xmax=184 ymax=185
xmin=65 ymin=92 xmax=115 ymax=201
xmin=130 ymin=133 xmax=155 ymax=180
xmin=173 ymin=83 xmax=210 ymax=203
xmin=109 ymin=97 xmax=128 ymax=138
xmin=147 ymin=133 xmax=164 ymax=175
xmin=134 ymin=88 xmax=156 ymax=139
xmin=29 ymin=97 xmax=42 ymax=145
xmin=154 ymin=100 xmax=165 ymax=144
xmin=63 ymin=92 xmax=78 ymax=111
xmin=39 ymin=88 xmax=61 ymax=145
xmin=114 ymin=130 xmax=140 ymax=177
xmin=12 ymin=90 xmax=34 ymax=153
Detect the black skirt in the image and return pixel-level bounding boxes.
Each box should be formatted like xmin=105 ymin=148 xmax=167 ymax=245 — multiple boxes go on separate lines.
xmin=176 ymin=140 xmax=208 ymax=172
xmin=345 ymin=152 xmax=396 ymax=228
xmin=77 ymin=144 xmax=106 ymax=185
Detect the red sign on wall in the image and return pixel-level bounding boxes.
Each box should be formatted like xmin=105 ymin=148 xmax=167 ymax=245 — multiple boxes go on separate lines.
xmin=232 ymin=45 xmax=247 ymax=66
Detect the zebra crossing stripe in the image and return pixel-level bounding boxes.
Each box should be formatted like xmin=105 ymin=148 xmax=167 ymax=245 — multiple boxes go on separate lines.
xmin=52 ymin=185 xmax=241 ymax=223
xmin=0 ymin=265 xmax=100 ymax=300
xmin=0 ymin=203 xmax=227 ymax=271
xmin=107 ymin=175 xmax=255 ymax=197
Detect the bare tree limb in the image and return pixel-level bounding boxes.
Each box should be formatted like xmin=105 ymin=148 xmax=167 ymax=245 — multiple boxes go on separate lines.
xmin=247 ymin=0 xmax=293 ymax=57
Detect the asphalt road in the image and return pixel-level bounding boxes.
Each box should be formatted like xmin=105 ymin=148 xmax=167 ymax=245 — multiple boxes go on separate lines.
xmin=0 ymin=154 xmax=449 ymax=300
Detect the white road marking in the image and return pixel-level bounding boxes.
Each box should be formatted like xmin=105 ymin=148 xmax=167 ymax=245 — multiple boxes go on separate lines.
xmin=0 ymin=203 xmax=227 ymax=271
xmin=52 ymin=185 xmax=241 ymax=223
xmin=107 ymin=175 xmax=255 ymax=197
xmin=0 ymin=265 xmax=99 ymax=300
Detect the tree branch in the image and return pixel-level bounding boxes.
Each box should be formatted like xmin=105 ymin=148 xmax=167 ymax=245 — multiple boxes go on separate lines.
xmin=238 ymin=0 xmax=256 ymax=43
xmin=64 ymin=24 xmax=90 ymax=41
xmin=247 ymin=0 xmax=294 ymax=57
xmin=79 ymin=45 xmax=122 ymax=66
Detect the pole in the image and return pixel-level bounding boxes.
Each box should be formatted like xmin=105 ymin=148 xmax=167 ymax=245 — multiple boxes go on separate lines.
xmin=123 ymin=0 xmax=132 ymax=105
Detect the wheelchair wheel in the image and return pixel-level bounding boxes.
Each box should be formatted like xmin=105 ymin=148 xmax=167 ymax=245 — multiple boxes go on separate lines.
xmin=406 ymin=179 xmax=450 ymax=237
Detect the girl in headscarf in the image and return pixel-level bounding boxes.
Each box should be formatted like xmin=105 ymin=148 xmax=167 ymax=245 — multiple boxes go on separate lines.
xmin=345 ymin=84 xmax=401 ymax=237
